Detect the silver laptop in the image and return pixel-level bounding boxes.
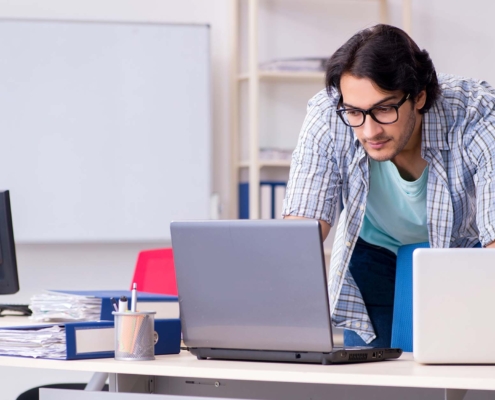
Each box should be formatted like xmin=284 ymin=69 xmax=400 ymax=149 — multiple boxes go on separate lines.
xmin=170 ymin=220 xmax=402 ymax=364
xmin=413 ymin=248 xmax=495 ymax=364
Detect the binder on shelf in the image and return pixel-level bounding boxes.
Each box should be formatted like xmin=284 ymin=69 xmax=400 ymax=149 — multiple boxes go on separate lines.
xmin=260 ymin=183 xmax=273 ymax=219
xmin=30 ymin=290 xmax=179 ymax=322
xmin=274 ymin=184 xmax=286 ymax=219
xmin=239 ymin=181 xmax=287 ymax=219
xmin=0 ymin=318 xmax=181 ymax=360
xmin=239 ymin=182 xmax=250 ymax=219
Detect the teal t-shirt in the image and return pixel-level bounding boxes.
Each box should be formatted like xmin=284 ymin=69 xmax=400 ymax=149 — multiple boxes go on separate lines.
xmin=359 ymin=159 xmax=429 ymax=254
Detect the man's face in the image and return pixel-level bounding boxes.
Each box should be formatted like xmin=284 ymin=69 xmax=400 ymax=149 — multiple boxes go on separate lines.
xmin=339 ymin=74 xmax=424 ymax=162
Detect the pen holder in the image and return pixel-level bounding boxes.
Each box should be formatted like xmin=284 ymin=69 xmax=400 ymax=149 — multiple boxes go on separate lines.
xmin=112 ymin=311 xmax=157 ymax=361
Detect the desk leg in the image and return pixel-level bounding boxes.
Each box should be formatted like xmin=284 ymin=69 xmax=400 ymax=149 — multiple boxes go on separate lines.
xmin=108 ymin=373 xmax=154 ymax=393
xmin=444 ymin=389 xmax=467 ymax=400
xmin=84 ymin=372 xmax=108 ymax=391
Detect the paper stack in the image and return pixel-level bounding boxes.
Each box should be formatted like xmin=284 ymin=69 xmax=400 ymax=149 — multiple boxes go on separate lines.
xmin=0 ymin=325 xmax=66 ymax=359
xmin=29 ymin=291 xmax=102 ymax=322
xmin=29 ymin=290 xmax=180 ymax=322
xmin=259 ymin=57 xmax=328 ymax=72
xmin=259 ymin=147 xmax=293 ymax=161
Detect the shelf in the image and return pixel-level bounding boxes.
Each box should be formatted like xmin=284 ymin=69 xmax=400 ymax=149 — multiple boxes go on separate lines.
xmin=238 ymin=70 xmax=325 ymax=82
xmin=238 ymin=159 xmax=291 ymax=168
xmin=231 ymin=0 xmax=412 ymax=219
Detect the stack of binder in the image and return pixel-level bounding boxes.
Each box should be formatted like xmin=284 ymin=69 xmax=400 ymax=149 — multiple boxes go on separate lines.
xmin=0 ymin=290 xmax=182 ymax=360
xmin=0 ymin=325 xmax=67 ymax=359
xmin=0 ymin=319 xmax=181 ymax=360
xmin=29 ymin=290 xmax=180 ymax=321
xmin=239 ymin=181 xmax=287 ymax=219
xmin=0 ymin=321 xmax=115 ymax=359
xmin=29 ymin=291 xmax=102 ymax=321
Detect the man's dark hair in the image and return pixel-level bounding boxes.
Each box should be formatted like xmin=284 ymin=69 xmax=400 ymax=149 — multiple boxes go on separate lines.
xmin=326 ymin=24 xmax=440 ymax=113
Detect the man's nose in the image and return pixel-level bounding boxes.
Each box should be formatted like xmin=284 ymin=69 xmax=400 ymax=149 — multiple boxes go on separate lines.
xmin=362 ymin=115 xmax=383 ymax=138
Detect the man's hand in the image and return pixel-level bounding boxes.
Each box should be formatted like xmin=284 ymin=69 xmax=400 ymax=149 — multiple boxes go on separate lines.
xmin=486 ymin=241 xmax=495 ymax=248
xmin=283 ymin=215 xmax=331 ymax=241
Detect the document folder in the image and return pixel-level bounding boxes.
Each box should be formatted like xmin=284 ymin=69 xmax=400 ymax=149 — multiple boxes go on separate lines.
xmin=0 ymin=319 xmax=181 ymax=360
xmin=0 ymin=321 xmax=114 ymax=360
xmin=30 ymin=290 xmax=179 ymax=321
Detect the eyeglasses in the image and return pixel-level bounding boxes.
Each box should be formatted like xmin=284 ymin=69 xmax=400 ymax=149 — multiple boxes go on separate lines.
xmin=336 ymin=93 xmax=411 ymax=128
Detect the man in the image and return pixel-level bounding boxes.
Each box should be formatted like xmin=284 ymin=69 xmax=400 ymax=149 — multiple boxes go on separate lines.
xmin=283 ymin=24 xmax=495 ymax=347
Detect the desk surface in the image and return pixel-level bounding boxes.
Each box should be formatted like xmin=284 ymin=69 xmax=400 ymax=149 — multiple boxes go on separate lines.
xmin=0 ymin=317 xmax=493 ymax=392
xmin=0 ymin=351 xmax=494 ymax=392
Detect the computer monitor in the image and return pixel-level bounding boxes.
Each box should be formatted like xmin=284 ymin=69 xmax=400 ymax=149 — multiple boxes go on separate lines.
xmin=0 ymin=190 xmax=19 ymax=294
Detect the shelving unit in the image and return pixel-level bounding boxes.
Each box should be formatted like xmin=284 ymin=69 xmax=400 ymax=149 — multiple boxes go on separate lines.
xmin=238 ymin=159 xmax=291 ymax=168
xmin=230 ymin=0 xmax=412 ymax=220
xmin=238 ymin=71 xmax=324 ymax=82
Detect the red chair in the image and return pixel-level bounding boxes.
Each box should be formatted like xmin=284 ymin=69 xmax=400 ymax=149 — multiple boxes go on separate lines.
xmin=130 ymin=248 xmax=178 ymax=296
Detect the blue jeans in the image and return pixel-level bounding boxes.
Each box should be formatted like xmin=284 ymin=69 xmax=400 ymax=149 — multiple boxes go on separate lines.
xmin=343 ymin=237 xmax=397 ymax=348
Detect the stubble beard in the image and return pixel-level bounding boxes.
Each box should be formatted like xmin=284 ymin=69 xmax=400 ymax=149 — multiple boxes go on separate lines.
xmin=364 ymin=111 xmax=417 ymax=162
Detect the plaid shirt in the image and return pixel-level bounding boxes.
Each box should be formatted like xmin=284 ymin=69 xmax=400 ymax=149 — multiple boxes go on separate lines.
xmin=283 ymin=74 xmax=495 ymax=343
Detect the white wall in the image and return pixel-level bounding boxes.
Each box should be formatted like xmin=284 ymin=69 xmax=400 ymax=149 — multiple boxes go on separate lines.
xmin=410 ymin=0 xmax=495 ymax=83
xmin=0 ymin=0 xmax=234 ymax=302
xmin=0 ymin=1 xmax=233 ymax=398
xmin=1 ymin=0 xmax=495 ymax=398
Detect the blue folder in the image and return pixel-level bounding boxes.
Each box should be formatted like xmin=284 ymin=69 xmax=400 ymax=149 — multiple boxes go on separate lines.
xmin=1 ymin=319 xmax=180 ymax=360
xmin=239 ymin=181 xmax=287 ymax=219
xmin=391 ymin=242 xmax=429 ymax=352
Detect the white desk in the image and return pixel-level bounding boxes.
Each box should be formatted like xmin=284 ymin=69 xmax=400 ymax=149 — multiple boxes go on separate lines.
xmin=0 ymin=351 xmax=494 ymax=400
xmin=0 ymin=318 xmax=492 ymax=400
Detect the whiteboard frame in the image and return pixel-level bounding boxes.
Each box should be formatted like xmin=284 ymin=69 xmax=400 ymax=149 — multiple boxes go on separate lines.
xmin=0 ymin=18 xmax=212 ymax=243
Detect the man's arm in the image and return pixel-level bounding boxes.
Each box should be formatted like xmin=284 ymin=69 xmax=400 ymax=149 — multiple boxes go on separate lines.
xmin=281 ymin=94 xmax=340 ymax=242
xmin=486 ymin=241 xmax=495 ymax=248
xmin=284 ymin=215 xmax=331 ymax=241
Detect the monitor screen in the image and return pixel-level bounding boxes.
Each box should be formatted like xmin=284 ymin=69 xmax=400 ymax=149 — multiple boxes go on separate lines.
xmin=0 ymin=191 xmax=19 ymax=294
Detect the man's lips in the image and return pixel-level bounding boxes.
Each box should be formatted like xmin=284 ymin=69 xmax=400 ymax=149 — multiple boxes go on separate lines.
xmin=366 ymin=139 xmax=390 ymax=149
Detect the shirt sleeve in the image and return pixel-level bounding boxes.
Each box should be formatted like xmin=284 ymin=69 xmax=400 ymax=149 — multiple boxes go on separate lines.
xmin=466 ymin=94 xmax=495 ymax=246
xmin=282 ymin=97 xmax=342 ymax=226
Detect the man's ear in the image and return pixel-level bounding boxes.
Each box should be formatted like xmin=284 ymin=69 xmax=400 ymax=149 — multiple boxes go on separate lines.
xmin=414 ymin=90 xmax=427 ymax=111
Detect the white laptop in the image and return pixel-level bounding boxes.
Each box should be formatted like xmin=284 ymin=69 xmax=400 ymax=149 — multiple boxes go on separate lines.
xmin=413 ymin=248 xmax=495 ymax=364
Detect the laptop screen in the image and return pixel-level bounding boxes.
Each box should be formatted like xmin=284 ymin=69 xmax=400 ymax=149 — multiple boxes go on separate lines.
xmin=171 ymin=220 xmax=334 ymax=353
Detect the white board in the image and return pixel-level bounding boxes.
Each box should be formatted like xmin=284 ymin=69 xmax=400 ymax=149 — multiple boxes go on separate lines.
xmin=0 ymin=19 xmax=211 ymax=243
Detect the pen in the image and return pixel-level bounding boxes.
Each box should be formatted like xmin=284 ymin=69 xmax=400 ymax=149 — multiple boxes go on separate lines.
xmin=110 ymin=297 xmax=118 ymax=312
xmin=131 ymin=282 xmax=138 ymax=312
xmin=119 ymin=296 xmax=128 ymax=312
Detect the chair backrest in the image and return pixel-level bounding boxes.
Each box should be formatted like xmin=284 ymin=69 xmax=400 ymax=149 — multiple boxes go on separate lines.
xmin=130 ymin=248 xmax=178 ymax=295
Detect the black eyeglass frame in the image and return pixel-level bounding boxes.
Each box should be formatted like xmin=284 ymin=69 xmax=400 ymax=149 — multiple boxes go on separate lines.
xmin=336 ymin=93 xmax=411 ymax=128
